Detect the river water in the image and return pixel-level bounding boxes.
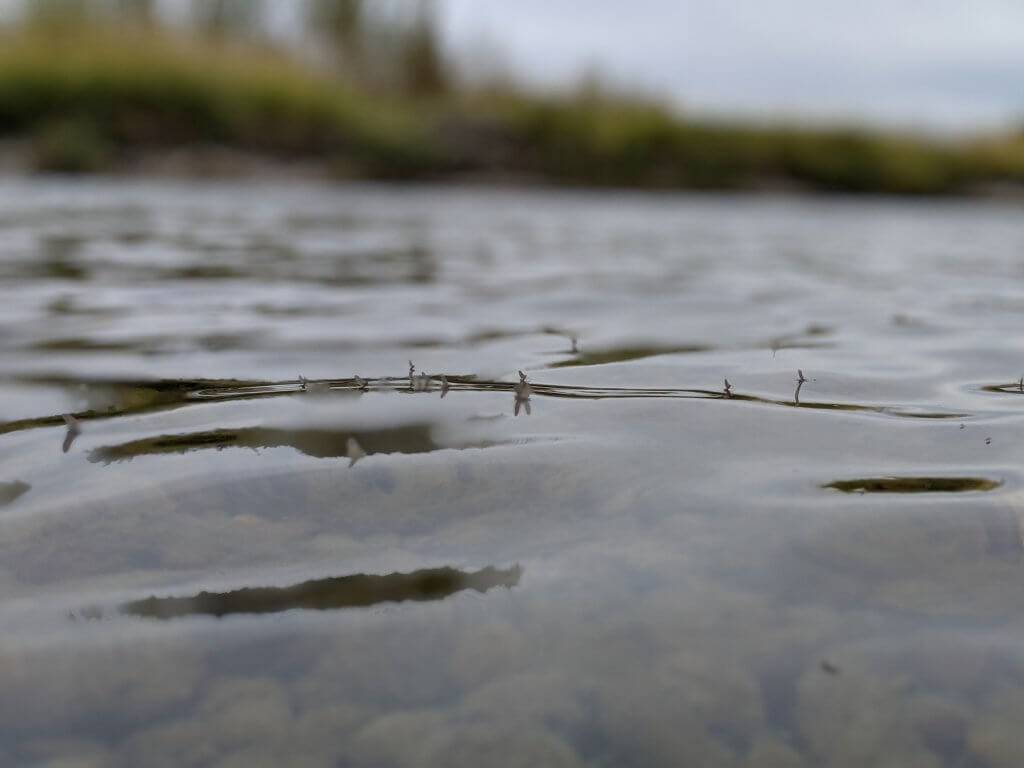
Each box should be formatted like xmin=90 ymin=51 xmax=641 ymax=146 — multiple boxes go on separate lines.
xmin=2 ymin=178 xmax=1024 ymax=766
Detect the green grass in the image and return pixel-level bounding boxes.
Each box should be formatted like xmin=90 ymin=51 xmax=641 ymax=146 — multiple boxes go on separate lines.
xmin=1 ymin=24 xmax=1023 ymax=194
xmin=0 ymin=25 xmax=437 ymax=175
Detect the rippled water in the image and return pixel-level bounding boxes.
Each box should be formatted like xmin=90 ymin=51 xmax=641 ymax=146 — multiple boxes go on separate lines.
xmin=3 ymin=178 xmax=1024 ymax=766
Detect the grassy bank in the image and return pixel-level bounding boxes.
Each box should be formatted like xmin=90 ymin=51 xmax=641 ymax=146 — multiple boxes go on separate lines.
xmin=1 ymin=25 xmax=1023 ymax=194
xmin=0 ymin=26 xmax=440 ymax=176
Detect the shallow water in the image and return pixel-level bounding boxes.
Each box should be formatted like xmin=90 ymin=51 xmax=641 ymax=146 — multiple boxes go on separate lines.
xmin=3 ymin=178 xmax=1024 ymax=766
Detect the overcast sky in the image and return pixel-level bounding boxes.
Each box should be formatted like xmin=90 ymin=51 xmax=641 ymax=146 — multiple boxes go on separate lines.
xmin=1 ymin=0 xmax=1017 ymax=131
xmin=440 ymin=0 xmax=1024 ymax=132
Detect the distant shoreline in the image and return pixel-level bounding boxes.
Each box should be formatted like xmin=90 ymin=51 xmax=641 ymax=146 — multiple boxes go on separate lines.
xmin=3 ymin=139 xmax=1024 ymax=201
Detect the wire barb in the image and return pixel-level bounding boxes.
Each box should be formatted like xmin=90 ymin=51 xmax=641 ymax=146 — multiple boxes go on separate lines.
xmin=514 ymin=370 xmax=532 ymax=415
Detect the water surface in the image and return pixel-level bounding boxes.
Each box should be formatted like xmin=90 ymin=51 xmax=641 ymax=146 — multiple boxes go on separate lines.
xmin=3 ymin=179 xmax=1024 ymax=766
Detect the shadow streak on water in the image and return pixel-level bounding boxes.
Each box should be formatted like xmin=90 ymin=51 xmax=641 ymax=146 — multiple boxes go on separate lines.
xmin=823 ymin=477 xmax=1002 ymax=493
xmin=120 ymin=564 xmax=523 ymax=619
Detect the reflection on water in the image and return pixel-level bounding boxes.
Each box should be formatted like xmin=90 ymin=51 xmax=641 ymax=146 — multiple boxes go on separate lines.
xmin=89 ymin=424 xmax=448 ymax=463
xmin=982 ymin=382 xmax=1024 ymax=395
xmin=550 ymin=343 xmax=710 ymax=368
xmin=121 ymin=565 xmax=523 ymax=619
xmin=824 ymin=477 xmax=1003 ymax=493
xmin=6 ymin=181 xmax=1024 ymax=765
xmin=0 ymin=480 xmax=29 ymax=507
xmin=61 ymin=413 xmax=80 ymax=453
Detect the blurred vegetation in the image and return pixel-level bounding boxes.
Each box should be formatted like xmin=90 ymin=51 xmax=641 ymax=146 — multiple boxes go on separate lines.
xmin=0 ymin=21 xmax=439 ymax=176
xmin=0 ymin=0 xmax=1022 ymax=194
xmin=191 ymin=0 xmax=263 ymax=42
